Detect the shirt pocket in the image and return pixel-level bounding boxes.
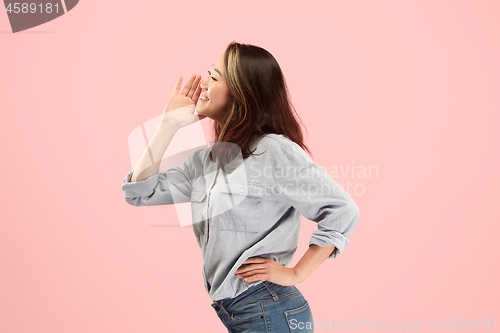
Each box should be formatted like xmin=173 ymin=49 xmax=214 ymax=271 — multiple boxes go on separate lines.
xmin=190 ymin=190 xmax=207 ymax=237
xmin=217 ymin=182 xmax=265 ymax=233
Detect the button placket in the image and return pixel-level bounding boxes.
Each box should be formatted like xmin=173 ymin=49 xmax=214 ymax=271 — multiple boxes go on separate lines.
xmin=206 ymin=165 xmax=222 ymax=243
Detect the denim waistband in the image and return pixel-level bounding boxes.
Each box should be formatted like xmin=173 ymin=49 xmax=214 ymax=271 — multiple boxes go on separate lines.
xmin=211 ymin=280 xmax=284 ymax=315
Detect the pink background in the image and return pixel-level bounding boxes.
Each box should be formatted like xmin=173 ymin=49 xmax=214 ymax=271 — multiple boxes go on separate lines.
xmin=1 ymin=1 xmax=499 ymax=332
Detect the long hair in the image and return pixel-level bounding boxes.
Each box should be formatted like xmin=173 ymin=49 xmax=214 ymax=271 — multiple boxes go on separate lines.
xmin=210 ymin=41 xmax=310 ymax=165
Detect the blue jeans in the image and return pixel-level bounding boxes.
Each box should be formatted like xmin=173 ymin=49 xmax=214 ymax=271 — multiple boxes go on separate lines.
xmin=211 ymin=281 xmax=314 ymax=332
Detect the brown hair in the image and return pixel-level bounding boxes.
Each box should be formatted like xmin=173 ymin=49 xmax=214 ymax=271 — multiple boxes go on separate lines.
xmin=210 ymin=41 xmax=310 ymax=164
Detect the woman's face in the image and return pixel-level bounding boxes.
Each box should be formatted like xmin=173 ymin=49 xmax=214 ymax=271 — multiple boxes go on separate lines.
xmin=196 ymin=54 xmax=229 ymax=125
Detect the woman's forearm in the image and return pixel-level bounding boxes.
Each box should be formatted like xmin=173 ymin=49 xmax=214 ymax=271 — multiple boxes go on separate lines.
xmin=130 ymin=119 xmax=178 ymax=183
xmin=292 ymin=244 xmax=335 ymax=283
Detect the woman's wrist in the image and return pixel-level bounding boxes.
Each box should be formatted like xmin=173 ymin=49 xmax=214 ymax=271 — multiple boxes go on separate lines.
xmin=291 ymin=267 xmax=305 ymax=284
xmin=159 ymin=115 xmax=181 ymax=132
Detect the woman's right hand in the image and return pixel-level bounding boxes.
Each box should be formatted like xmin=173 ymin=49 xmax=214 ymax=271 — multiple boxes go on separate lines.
xmin=161 ymin=74 xmax=207 ymax=129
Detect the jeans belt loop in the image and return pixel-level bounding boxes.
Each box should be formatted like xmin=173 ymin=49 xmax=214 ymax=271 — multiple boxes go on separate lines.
xmin=263 ymin=281 xmax=279 ymax=301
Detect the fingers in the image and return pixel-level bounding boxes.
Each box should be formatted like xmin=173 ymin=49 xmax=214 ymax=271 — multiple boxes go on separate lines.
xmin=241 ymin=274 xmax=266 ymax=283
xmin=236 ymin=263 xmax=267 ymax=274
xmin=173 ymin=76 xmax=183 ymax=95
xmin=192 ymin=76 xmax=203 ymax=103
xmin=180 ymin=74 xmax=196 ymax=96
xmin=173 ymin=74 xmax=201 ymax=103
xmin=187 ymin=74 xmax=201 ymax=100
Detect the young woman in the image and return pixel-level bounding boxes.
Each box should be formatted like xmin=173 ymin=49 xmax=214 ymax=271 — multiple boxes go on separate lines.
xmin=122 ymin=41 xmax=360 ymax=332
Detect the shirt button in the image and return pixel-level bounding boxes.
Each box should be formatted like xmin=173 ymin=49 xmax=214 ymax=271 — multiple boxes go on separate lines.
xmin=240 ymin=187 xmax=244 ymax=193
xmin=215 ymin=305 xmax=220 ymax=311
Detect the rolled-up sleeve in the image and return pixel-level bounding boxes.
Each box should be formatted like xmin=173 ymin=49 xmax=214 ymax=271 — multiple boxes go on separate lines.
xmin=121 ymin=153 xmax=194 ymax=207
xmin=275 ymin=143 xmax=360 ymax=259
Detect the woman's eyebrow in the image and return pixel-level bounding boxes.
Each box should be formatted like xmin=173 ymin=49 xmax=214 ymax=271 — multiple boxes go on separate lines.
xmin=211 ymin=63 xmax=222 ymax=77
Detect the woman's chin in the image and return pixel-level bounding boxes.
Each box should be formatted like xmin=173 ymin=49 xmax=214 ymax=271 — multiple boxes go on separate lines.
xmin=195 ymin=105 xmax=204 ymax=114
xmin=196 ymin=110 xmax=211 ymax=121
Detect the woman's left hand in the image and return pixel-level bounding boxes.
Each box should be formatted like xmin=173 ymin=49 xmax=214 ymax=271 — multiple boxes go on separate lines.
xmin=235 ymin=257 xmax=299 ymax=286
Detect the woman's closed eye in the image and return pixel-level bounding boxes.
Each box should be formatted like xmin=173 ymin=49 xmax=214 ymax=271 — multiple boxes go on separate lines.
xmin=208 ymin=70 xmax=217 ymax=81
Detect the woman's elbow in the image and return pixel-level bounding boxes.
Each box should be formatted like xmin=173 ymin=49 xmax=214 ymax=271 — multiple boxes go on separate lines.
xmin=124 ymin=196 xmax=144 ymax=207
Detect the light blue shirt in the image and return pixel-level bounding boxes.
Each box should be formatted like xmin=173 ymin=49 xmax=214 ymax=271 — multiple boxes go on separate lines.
xmin=122 ymin=134 xmax=360 ymax=301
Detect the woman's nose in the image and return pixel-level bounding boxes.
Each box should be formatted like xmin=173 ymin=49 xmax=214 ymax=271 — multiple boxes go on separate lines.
xmin=200 ymin=77 xmax=209 ymax=90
